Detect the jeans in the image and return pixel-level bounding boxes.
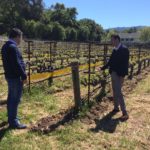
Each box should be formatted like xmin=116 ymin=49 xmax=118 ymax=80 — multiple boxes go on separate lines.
xmin=6 ymin=78 xmax=23 ymax=125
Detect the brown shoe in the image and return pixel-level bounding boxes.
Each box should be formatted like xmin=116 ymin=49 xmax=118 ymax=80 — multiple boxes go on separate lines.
xmin=120 ymin=114 xmax=129 ymax=121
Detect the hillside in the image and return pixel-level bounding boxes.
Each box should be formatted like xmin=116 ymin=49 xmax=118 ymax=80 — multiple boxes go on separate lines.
xmin=106 ymin=26 xmax=148 ymax=32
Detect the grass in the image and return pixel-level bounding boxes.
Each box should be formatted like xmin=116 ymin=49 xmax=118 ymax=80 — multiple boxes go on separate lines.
xmin=0 ymin=77 xmax=7 ymax=98
xmin=133 ymin=75 xmax=150 ymax=94
xmin=0 ymin=74 xmax=150 ymax=150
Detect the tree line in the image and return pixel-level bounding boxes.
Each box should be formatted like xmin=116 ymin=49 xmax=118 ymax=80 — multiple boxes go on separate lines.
xmin=0 ymin=1 xmax=150 ymax=42
xmin=0 ymin=1 xmax=103 ymax=42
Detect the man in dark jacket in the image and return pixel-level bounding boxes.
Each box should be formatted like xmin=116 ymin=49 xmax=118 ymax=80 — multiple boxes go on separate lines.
xmin=1 ymin=28 xmax=27 ymax=129
xmin=101 ymin=34 xmax=129 ymax=121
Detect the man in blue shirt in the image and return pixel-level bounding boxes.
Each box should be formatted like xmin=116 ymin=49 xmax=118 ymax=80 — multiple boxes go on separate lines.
xmin=1 ymin=28 xmax=27 ymax=129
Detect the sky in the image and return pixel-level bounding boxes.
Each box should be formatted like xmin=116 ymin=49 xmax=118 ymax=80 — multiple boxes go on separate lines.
xmin=43 ymin=0 xmax=150 ymax=29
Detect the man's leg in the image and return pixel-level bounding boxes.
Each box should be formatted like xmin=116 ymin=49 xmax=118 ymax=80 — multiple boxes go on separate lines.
xmin=111 ymin=72 xmax=119 ymax=111
xmin=7 ymin=78 xmax=23 ymax=126
xmin=118 ymin=77 xmax=127 ymax=115
xmin=112 ymin=72 xmax=127 ymax=115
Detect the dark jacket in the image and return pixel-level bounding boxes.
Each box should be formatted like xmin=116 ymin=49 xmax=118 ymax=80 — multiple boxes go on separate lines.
xmin=101 ymin=44 xmax=129 ymax=77
xmin=1 ymin=40 xmax=27 ymax=80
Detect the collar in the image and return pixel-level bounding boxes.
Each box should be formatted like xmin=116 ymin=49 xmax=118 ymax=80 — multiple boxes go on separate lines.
xmin=8 ymin=39 xmax=17 ymax=45
xmin=114 ymin=43 xmax=121 ymax=51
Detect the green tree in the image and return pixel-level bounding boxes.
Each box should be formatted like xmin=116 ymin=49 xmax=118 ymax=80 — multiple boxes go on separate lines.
xmin=50 ymin=3 xmax=65 ymax=10
xmin=66 ymin=27 xmax=77 ymax=41
xmin=41 ymin=9 xmax=52 ymax=24
xmin=51 ymin=22 xmax=66 ymax=41
xmin=78 ymin=26 xmax=90 ymax=41
xmin=102 ymin=29 xmax=117 ymax=42
xmin=19 ymin=0 xmax=44 ymax=21
xmin=0 ymin=0 xmax=21 ymax=33
xmin=0 ymin=1 xmax=104 ymax=41
xmin=23 ymin=20 xmax=37 ymax=38
xmin=50 ymin=3 xmax=78 ymax=28
xmin=79 ymin=19 xmax=103 ymax=41
xmin=0 ymin=0 xmax=44 ymax=34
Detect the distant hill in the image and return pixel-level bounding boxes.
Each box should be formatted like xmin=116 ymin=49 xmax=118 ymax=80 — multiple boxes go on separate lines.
xmin=106 ymin=26 xmax=149 ymax=32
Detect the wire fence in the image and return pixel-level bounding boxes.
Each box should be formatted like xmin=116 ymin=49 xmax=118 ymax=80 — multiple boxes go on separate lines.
xmin=0 ymin=40 xmax=150 ymax=108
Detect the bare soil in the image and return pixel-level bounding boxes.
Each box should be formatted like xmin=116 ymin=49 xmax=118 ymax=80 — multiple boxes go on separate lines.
xmin=31 ymin=67 xmax=150 ymax=135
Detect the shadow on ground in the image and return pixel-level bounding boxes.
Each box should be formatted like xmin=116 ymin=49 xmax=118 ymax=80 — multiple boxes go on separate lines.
xmin=0 ymin=121 xmax=9 ymax=141
xmin=90 ymin=111 xmax=120 ymax=133
xmin=31 ymin=107 xmax=79 ymax=134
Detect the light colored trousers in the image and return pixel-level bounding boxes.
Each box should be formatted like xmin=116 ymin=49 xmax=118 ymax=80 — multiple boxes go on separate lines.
xmin=111 ymin=71 xmax=127 ymax=115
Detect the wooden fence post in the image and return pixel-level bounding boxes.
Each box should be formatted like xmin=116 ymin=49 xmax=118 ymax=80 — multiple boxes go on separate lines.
xmin=128 ymin=64 xmax=134 ymax=80
xmin=137 ymin=46 xmax=141 ymax=74
xmin=71 ymin=61 xmax=81 ymax=110
xmin=45 ymin=41 xmax=53 ymax=86
xmin=48 ymin=42 xmax=53 ymax=86
xmin=148 ymin=59 xmax=150 ymax=66
xmin=88 ymin=43 xmax=91 ymax=105
xmin=27 ymin=40 xmax=33 ymax=92
xmin=146 ymin=59 xmax=148 ymax=67
xmin=143 ymin=59 xmax=146 ymax=69
xmin=101 ymin=44 xmax=108 ymax=91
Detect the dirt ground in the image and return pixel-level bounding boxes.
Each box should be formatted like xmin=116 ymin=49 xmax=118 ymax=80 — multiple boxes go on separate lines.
xmin=31 ymin=67 xmax=150 ymax=140
xmin=0 ymin=67 xmax=150 ymax=149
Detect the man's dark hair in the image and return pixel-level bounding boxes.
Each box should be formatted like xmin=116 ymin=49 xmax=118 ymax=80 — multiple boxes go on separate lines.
xmin=111 ymin=34 xmax=120 ymax=42
xmin=9 ymin=28 xmax=22 ymax=39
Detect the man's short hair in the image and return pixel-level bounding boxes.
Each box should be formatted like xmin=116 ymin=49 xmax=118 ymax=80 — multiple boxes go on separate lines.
xmin=9 ymin=28 xmax=22 ymax=39
xmin=111 ymin=34 xmax=120 ymax=42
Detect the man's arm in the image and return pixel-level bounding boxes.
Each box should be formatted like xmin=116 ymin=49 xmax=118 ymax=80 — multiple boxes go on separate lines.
xmin=9 ymin=45 xmax=27 ymax=80
xmin=101 ymin=53 xmax=113 ymax=70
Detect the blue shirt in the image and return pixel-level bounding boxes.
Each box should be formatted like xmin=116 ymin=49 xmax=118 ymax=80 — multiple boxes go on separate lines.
xmin=1 ymin=40 xmax=27 ymax=80
xmin=8 ymin=39 xmax=17 ymax=45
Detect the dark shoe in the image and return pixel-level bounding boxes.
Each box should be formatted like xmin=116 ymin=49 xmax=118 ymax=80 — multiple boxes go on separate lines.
xmin=120 ymin=114 xmax=129 ymax=122
xmin=112 ymin=108 xmax=120 ymax=113
xmin=9 ymin=123 xmax=27 ymax=129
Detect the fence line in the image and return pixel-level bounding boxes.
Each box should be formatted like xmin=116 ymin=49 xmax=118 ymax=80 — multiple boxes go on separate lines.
xmin=0 ymin=40 xmax=150 ymax=107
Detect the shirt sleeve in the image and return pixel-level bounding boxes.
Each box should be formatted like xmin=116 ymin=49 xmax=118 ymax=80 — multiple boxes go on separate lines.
xmin=9 ymin=45 xmax=27 ymax=80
